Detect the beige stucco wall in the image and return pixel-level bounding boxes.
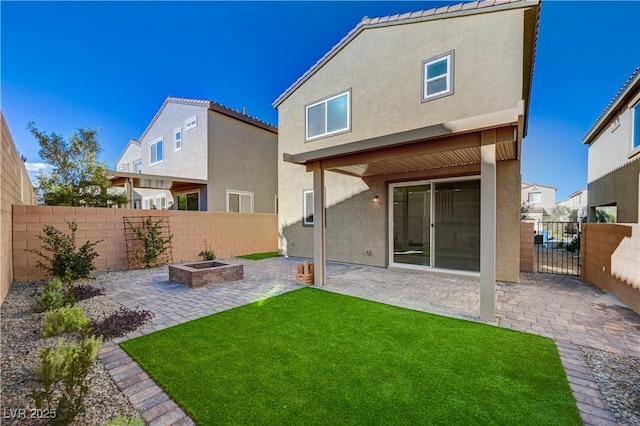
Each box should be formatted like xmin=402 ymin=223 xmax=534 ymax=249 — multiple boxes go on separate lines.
xmin=277 ymin=8 xmax=525 ymax=155
xmin=521 ymin=184 xmax=556 ymax=211
xmin=587 ymin=156 xmax=640 ymax=223
xmin=1 ymin=113 xmax=36 ymax=303
xmin=115 ymin=140 xmax=141 ymax=172
xmin=12 ymin=205 xmax=277 ymax=281
xmin=207 ymin=111 xmax=278 ymax=214
xmin=277 ymin=6 xmax=532 ymax=283
xmin=587 ymin=90 xmax=640 ymax=183
xmin=581 ymin=223 xmax=640 ymax=315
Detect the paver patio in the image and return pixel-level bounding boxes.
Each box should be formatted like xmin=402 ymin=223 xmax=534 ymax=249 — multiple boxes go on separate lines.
xmin=96 ymin=257 xmax=640 ymax=426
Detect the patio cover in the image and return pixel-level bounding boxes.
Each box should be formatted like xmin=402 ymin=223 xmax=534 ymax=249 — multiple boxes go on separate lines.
xmin=109 ymin=171 xmax=208 ymax=209
xmin=284 ymin=103 xmax=525 ymax=321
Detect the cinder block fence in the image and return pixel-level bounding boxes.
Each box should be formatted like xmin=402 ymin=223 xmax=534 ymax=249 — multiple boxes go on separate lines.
xmin=12 ymin=205 xmax=278 ymax=281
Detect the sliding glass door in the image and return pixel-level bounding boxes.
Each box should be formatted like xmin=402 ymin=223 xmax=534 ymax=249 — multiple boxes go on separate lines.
xmin=389 ymin=178 xmax=480 ymax=273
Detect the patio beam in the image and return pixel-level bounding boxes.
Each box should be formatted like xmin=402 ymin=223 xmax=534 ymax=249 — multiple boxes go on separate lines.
xmin=480 ymin=130 xmax=497 ymax=321
xmin=312 ymin=162 xmax=326 ymax=286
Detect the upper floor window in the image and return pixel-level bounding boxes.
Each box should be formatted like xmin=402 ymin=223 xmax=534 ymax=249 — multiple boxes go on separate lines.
xmin=185 ymin=116 xmax=197 ymax=131
xmin=149 ymin=138 xmax=163 ymax=166
xmin=306 ymin=90 xmax=350 ymax=141
xmin=633 ymin=103 xmax=640 ymax=150
xmin=118 ymin=163 xmax=129 ymax=172
xmin=174 ymin=128 xmax=182 ymax=151
xmin=134 ymin=160 xmax=142 ymax=173
xmin=422 ymin=51 xmax=454 ymax=102
xmin=227 ymin=190 xmax=253 ymax=213
xmin=528 ymin=192 xmax=541 ymax=203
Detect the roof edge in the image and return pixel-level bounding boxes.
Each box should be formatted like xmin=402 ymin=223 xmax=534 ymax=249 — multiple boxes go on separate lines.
xmin=273 ymin=0 xmax=541 ymax=109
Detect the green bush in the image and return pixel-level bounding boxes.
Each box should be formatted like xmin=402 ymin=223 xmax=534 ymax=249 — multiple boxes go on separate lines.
xmin=104 ymin=415 xmax=145 ymax=426
xmin=32 ymin=278 xmax=74 ymax=313
xmin=42 ymin=306 xmax=90 ymax=337
xmin=199 ymin=240 xmax=216 ymax=261
xmin=27 ymin=221 xmax=102 ymax=283
xmin=126 ymin=217 xmax=173 ymax=268
xmin=566 ymin=236 xmax=580 ymax=253
xmin=30 ymin=334 xmax=103 ymax=424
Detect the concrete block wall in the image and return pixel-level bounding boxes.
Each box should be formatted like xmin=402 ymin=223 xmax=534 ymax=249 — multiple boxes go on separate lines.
xmin=12 ymin=205 xmax=278 ymax=281
xmin=520 ymin=221 xmax=534 ymax=272
xmin=581 ymin=223 xmax=640 ymax=314
xmin=1 ymin=113 xmax=37 ymax=304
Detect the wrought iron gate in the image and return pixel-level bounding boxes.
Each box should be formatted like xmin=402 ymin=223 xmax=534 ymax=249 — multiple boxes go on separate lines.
xmin=534 ymin=221 xmax=580 ymax=276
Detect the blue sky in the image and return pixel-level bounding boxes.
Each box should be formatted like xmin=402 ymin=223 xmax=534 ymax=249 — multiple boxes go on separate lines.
xmin=2 ymin=1 xmax=639 ymax=201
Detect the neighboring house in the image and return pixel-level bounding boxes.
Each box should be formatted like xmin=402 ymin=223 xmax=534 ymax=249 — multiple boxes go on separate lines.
xmin=111 ymin=96 xmax=278 ymax=213
xmin=582 ymin=65 xmax=640 ymax=223
xmin=115 ymin=139 xmax=171 ymax=209
xmin=521 ymin=182 xmax=557 ymax=224
xmin=556 ymin=189 xmax=588 ymax=222
xmin=274 ymin=0 xmax=540 ymax=319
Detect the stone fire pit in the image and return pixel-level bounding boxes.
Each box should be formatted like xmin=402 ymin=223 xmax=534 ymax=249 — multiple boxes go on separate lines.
xmin=169 ymin=261 xmax=244 ymax=288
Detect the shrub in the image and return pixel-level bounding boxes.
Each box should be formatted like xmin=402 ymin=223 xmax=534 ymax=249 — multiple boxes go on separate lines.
xmin=104 ymin=415 xmax=146 ymax=426
xmin=91 ymin=307 xmax=154 ymax=339
xmin=566 ymin=236 xmax=580 ymax=253
xmin=69 ymin=284 xmax=105 ymax=302
xmin=27 ymin=221 xmax=102 ymax=284
xmin=32 ymin=278 xmax=74 ymax=313
xmin=199 ymin=240 xmax=216 ymax=261
xmin=42 ymin=306 xmax=90 ymax=337
xmin=30 ymin=334 xmax=103 ymax=424
xmin=125 ymin=217 xmax=173 ymax=268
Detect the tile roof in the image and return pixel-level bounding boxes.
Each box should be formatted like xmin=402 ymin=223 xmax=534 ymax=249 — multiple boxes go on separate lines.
xmin=273 ymin=0 xmax=540 ymax=108
xmin=582 ymin=65 xmax=640 ymax=144
xmin=139 ymin=96 xmax=277 ymax=142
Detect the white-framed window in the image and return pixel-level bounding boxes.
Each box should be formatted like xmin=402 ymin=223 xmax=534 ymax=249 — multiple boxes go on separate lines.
xmin=149 ymin=138 xmax=163 ymax=166
xmin=303 ymin=189 xmax=314 ymax=226
xmin=528 ymin=192 xmax=541 ymax=203
xmin=226 ymin=190 xmax=253 ymax=213
xmin=176 ymin=191 xmax=199 ymax=211
xmin=134 ymin=161 xmax=142 ymax=173
xmin=174 ymin=128 xmax=182 ymax=151
xmin=306 ymin=90 xmax=350 ymax=141
xmin=185 ymin=116 xmax=197 ymax=131
xmin=633 ymin=103 xmax=640 ymax=150
xmin=422 ymin=51 xmax=454 ymax=102
xmin=118 ymin=163 xmax=129 ymax=172
xmin=142 ymin=195 xmax=166 ymax=210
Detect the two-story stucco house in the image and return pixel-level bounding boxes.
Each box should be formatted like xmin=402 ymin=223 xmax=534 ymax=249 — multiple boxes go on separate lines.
xmin=112 ymin=96 xmax=278 ymax=213
xmin=556 ymin=188 xmax=588 ymax=222
xmin=521 ymin=182 xmax=557 ymax=223
xmin=582 ymin=66 xmax=640 ymax=223
xmin=274 ymin=0 xmax=540 ymax=319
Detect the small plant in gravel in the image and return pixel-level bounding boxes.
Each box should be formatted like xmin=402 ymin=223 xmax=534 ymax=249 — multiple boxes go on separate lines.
xmin=125 ymin=217 xmax=173 ymax=268
xmin=104 ymin=414 xmax=146 ymax=426
xmin=31 ymin=308 xmax=103 ymax=424
xmin=42 ymin=306 xmax=90 ymax=337
xmin=69 ymin=284 xmax=105 ymax=302
xmin=32 ymin=278 xmax=75 ymax=313
xmin=27 ymin=221 xmax=102 ymax=284
xmin=90 ymin=307 xmax=154 ymax=339
xmin=199 ymin=240 xmax=216 ymax=261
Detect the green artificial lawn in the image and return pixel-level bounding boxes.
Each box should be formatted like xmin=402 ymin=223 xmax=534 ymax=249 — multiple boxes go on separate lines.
xmin=121 ymin=288 xmax=580 ymax=425
xmin=235 ymin=251 xmax=281 ymax=260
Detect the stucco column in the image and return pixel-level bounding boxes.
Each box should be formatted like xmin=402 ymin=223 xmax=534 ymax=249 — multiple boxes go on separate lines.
xmin=125 ymin=178 xmax=134 ymax=209
xmin=312 ymin=162 xmax=326 ymax=286
xmin=480 ymin=130 xmax=497 ymax=321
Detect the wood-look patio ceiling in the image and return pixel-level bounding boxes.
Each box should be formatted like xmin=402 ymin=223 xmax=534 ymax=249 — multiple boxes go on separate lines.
xmin=108 ymin=171 xmax=207 ymax=191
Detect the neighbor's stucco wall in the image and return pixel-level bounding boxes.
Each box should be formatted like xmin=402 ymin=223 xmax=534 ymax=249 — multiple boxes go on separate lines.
xmin=12 ymin=205 xmax=277 ymax=281
xmin=140 ymin=102 xmax=208 ymax=180
xmin=521 ymin=184 xmax=556 ymax=211
xmin=207 ymin=111 xmax=278 ymax=213
xmin=587 ymin=89 xmax=640 ymax=183
xmin=1 ymin=113 xmax=36 ymax=304
xmin=277 ymin=8 xmax=526 ymax=156
xmin=115 ymin=141 xmax=141 ymax=172
xmin=587 ymin=156 xmax=640 ymax=223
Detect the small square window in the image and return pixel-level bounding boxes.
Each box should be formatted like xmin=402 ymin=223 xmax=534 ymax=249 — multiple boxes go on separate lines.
xmin=185 ymin=116 xmax=197 ymax=131
xmin=305 ymin=91 xmax=350 ymax=141
xmin=422 ymin=51 xmax=454 ymax=102
xmin=149 ymin=138 xmax=163 ymax=165
xmin=528 ymin=192 xmax=541 ymax=203
xmin=134 ymin=161 xmax=142 ymax=173
xmin=174 ymin=128 xmax=182 ymax=151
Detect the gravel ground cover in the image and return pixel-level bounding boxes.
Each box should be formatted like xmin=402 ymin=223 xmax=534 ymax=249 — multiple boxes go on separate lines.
xmin=1 ymin=279 xmax=139 ymax=425
xmin=1 ymin=271 xmax=639 ymax=425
